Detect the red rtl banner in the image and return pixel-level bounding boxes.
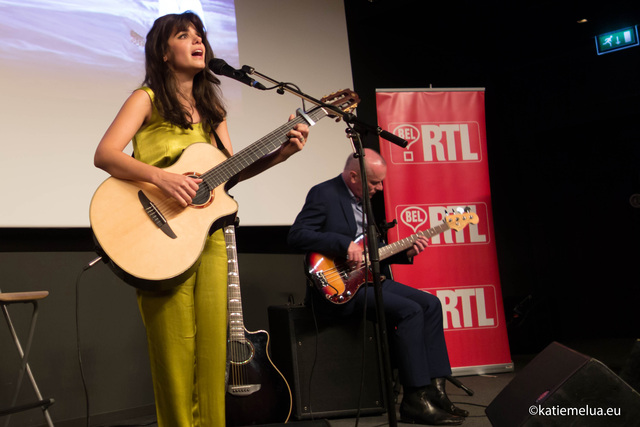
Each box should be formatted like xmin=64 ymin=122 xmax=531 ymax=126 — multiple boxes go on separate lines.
xmin=375 ymin=89 xmax=512 ymax=374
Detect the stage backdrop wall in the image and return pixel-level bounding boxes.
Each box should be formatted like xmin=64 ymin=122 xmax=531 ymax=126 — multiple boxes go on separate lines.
xmin=375 ymin=89 xmax=511 ymax=374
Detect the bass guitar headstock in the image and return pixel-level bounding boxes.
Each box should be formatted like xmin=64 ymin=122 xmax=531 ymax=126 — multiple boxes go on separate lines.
xmin=444 ymin=207 xmax=480 ymax=231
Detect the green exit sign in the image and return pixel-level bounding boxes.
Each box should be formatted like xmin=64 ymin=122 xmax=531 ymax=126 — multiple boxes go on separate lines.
xmin=596 ymin=26 xmax=639 ymax=55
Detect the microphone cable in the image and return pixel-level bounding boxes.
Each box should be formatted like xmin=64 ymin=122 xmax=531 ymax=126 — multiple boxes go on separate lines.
xmin=75 ymin=256 xmax=158 ymax=427
xmin=75 ymin=257 xmax=103 ymax=427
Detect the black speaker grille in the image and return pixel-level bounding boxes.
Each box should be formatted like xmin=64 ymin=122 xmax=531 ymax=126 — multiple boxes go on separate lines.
xmin=268 ymin=304 xmax=386 ymax=420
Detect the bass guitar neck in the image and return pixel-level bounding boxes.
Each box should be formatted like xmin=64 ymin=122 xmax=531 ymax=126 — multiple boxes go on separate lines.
xmin=305 ymin=208 xmax=479 ymax=304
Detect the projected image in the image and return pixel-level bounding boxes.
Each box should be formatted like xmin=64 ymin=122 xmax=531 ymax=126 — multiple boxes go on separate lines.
xmin=0 ymin=0 xmax=240 ymax=228
xmin=0 ymin=0 xmax=238 ymax=76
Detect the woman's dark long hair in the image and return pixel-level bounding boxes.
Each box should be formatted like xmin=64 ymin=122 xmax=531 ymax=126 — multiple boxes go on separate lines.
xmin=143 ymin=11 xmax=226 ymax=132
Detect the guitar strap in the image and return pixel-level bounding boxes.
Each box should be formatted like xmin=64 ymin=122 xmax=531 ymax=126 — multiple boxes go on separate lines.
xmin=212 ymin=130 xmax=227 ymax=153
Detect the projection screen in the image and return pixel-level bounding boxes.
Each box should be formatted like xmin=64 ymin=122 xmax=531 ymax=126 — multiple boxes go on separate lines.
xmin=0 ymin=0 xmax=354 ymax=227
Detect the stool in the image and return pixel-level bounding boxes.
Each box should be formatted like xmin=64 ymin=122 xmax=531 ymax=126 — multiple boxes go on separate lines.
xmin=0 ymin=289 xmax=55 ymax=427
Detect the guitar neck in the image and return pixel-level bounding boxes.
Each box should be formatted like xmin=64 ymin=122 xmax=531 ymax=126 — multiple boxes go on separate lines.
xmin=201 ymin=107 xmax=328 ymax=189
xmin=378 ymin=221 xmax=452 ymax=261
xmin=224 ymin=225 xmax=246 ymax=343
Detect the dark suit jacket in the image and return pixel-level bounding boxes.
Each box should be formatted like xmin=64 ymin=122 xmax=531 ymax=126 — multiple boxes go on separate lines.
xmin=288 ymin=174 xmax=411 ymax=269
xmin=288 ymin=175 xmax=357 ymax=257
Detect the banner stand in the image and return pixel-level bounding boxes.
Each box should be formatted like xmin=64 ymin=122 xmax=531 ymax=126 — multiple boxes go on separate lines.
xmin=453 ymin=363 xmax=514 ymax=377
xmin=375 ymin=88 xmax=512 ymax=375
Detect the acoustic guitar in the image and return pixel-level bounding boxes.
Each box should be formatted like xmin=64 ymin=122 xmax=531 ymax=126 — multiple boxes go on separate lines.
xmin=223 ymin=223 xmax=292 ymax=426
xmin=89 ymin=90 xmax=359 ymax=290
xmin=305 ymin=208 xmax=479 ymax=304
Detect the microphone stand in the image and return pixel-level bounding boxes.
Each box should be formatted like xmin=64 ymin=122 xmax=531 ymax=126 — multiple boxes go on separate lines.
xmin=242 ymin=64 xmax=404 ymax=426
xmin=347 ymin=129 xmax=398 ymax=427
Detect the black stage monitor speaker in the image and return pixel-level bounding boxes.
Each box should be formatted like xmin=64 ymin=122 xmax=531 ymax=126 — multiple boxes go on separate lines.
xmin=486 ymin=341 xmax=640 ymax=426
xmin=268 ymin=304 xmax=386 ymax=420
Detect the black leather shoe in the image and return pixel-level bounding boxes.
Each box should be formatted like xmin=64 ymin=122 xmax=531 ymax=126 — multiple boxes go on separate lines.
xmin=400 ymin=387 xmax=464 ymax=425
xmin=432 ymin=378 xmax=469 ymax=417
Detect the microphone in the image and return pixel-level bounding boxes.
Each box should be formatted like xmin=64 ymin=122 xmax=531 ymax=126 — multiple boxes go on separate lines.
xmin=377 ymin=127 xmax=408 ymax=148
xmin=208 ymin=58 xmax=267 ymax=90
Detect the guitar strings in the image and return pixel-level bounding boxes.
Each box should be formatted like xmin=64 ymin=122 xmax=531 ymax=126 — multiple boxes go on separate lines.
xmin=143 ymin=113 xmax=318 ymax=222
xmin=318 ymin=262 xmax=364 ymax=285
xmin=199 ymin=113 xmax=315 ymax=189
xmin=134 ymin=105 xmax=351 ymax=231
xmin=318 ymin=223 xmax=464 ymax=299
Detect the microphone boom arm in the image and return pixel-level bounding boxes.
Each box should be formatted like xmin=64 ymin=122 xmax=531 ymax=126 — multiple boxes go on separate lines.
xmin=246 ymin=67 xmax=408 ymax=148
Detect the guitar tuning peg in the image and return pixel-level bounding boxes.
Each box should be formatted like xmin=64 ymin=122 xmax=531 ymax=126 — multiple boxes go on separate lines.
xmin=455 ymin=207 xmax=465 ymax=214
xmin=464 ymin=206 xmax=471 ymax=213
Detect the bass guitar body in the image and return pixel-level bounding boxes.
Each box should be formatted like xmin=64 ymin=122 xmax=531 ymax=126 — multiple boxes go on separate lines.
xmin=89 ymin=143 xmax=238 ymax=291
xmin=305 ymin=209 xmax=479 ymax=304
xmin=225 ymin=328 xmax=292 ymax=426
xmin=305 ymin=236 xmax=371 ymax=304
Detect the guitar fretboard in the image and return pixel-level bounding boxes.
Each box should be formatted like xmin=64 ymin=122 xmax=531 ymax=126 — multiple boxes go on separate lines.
xmin=379 ymin=222 xmax=451 ymax=260
xmin=224 ymin=225 xmax=246 ymax=344
xmin=201 ymin=106 xmax=329 ymax=190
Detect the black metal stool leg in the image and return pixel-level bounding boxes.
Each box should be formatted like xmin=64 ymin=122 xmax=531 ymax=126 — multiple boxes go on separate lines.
xmin=1 ymin=295 xmax=55 ymax=427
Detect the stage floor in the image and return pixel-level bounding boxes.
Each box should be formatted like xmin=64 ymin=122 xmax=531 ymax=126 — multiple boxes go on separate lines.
xmin=113 ymin=365 xmax=517 ymax=427
xmin=315 ymin=370 xmax=515 ymax=427
xmin=112 ymin=338 xmax=637 ymax=427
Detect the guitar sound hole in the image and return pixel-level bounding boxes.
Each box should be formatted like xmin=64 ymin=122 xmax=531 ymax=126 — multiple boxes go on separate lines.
xmin=228 ymin=340 xmax=254 ymax=364
xmin=191 ymin=182 xmax=213 ymax=206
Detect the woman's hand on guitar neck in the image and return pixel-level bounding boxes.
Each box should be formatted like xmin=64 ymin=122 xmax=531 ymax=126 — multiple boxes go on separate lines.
xmin=279 ymin=114 xmax=309 ymax=159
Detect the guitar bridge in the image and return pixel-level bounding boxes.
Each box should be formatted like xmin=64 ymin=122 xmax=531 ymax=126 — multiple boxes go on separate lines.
xmin=315 ymin=271 xmax=329 ymax=287
xmin=137 ymin=190 xmax=177 ymax=239
xmin=227 ymin=384 xmax=261 ymax=396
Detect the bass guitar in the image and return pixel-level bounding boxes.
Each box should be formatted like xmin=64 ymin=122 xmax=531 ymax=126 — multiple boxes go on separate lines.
xmin=305 ymin=208 xmax=479 ymax=304
xmin=223 ymin=223 xmax=292 ymax=426
xmin=89 ymin=90 xmax=359 ymax=290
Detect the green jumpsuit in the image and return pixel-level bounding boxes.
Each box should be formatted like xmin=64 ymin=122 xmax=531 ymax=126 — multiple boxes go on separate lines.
xmin=132 ymin=87 xmax=228 ymax=427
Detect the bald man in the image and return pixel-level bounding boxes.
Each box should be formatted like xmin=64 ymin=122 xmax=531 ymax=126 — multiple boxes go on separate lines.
xmin=288 ymin=149 xmax=467 ymax=425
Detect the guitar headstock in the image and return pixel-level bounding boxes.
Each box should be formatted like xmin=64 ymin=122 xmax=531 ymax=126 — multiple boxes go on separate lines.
xmin=320 ymin=89 xmax=360 ymax=122
xmin=444 ymin=207 xmax=480 ymax=231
